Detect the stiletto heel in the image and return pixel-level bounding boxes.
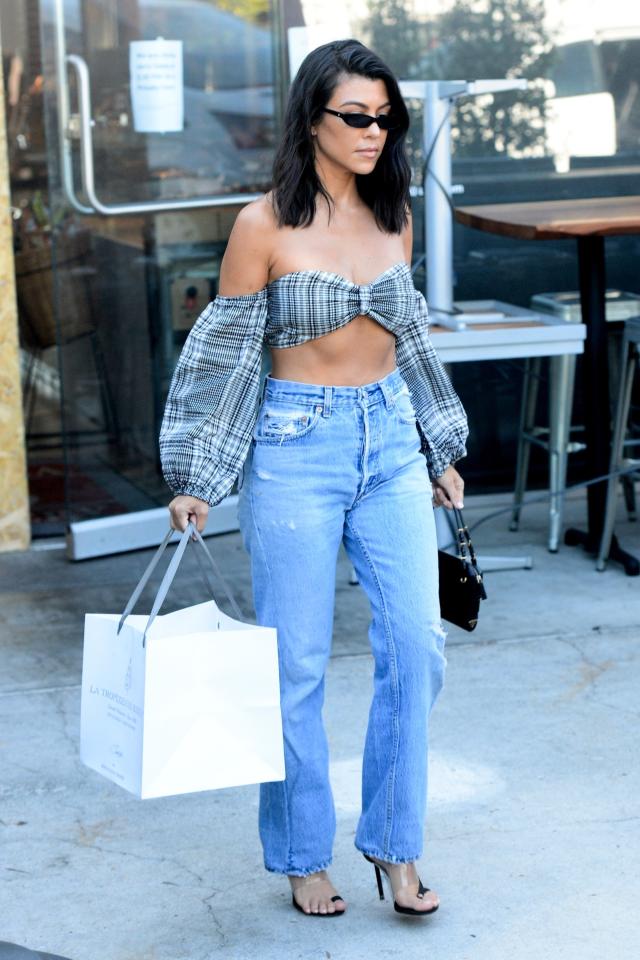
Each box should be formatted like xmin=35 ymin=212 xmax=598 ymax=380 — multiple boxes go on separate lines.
xmin=373 ymin=863 xmax=385 ymax=900
xmin=363 ymin=854 xmax=439 ymax=917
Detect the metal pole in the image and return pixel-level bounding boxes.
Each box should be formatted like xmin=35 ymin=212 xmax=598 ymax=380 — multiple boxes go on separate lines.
xmin=425 ymin=83 xmax=453 ymax=316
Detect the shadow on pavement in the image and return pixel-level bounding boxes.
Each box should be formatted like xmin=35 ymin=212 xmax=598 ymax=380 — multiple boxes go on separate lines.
xmin=0 ymin=944 xmax=74 ymax=960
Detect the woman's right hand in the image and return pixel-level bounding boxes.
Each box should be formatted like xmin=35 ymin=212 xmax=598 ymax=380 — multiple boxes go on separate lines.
xmin=168 ymin=495 xmax=209 ymax=534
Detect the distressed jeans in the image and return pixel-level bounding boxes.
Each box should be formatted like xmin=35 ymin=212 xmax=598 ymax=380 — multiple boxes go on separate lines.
xmin=237 ymin=367 xmax=447 ymax=876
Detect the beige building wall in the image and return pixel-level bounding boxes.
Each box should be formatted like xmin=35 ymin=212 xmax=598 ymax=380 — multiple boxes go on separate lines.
xmin=0 ymin=61 xmax=30 ymax=552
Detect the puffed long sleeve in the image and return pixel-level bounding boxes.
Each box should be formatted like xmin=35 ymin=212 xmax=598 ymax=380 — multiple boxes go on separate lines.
xmin=159 ymin=289 xmax=268 ymax=506
xmin=395 ymin=290 xmax=469 ymax=479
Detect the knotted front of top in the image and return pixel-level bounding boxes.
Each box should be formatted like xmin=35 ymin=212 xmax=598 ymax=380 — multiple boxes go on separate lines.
xmin=357 ymin=282 xmax=372 ymax=316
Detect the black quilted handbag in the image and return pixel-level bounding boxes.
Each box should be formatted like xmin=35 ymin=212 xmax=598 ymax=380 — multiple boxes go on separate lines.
xmin=438 ymin=508 xmax=487 ymax=631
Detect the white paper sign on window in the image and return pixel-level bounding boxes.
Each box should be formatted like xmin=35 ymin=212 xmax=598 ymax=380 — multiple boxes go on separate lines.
xmin=129 ymin=38 xmax=184 ymax=133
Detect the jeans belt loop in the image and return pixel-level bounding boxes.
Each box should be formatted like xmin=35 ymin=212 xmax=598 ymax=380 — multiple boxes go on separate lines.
xmin=379 ymin=378 xmax=394 ymax=412
xmin=322 ymin=385 xmax=332 ymax=418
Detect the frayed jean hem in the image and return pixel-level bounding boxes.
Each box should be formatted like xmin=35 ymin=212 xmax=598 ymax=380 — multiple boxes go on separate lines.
xmin=264 ymin=857 xmax=333 ymax=877
xmin=355 ymin=843 xmax=422 ymax=865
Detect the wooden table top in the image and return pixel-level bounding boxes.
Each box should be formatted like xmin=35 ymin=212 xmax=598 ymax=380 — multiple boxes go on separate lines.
xmin=454 ymin=195 xmax=640 ymax=240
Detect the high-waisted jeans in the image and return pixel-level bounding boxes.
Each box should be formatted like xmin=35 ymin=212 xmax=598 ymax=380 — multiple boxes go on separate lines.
xmin=237 ymin=366 xmax=447 ymax=876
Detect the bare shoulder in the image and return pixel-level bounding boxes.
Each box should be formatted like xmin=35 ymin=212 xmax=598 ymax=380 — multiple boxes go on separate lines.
xmin=218 ymin=194 xmax=278 ymax=296
xmin=235 ymin=192 xmax=278 ymax=233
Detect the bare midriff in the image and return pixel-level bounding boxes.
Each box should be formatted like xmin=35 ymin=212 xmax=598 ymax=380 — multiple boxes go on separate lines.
xmin=269 ymin=314 xmax=397 ymax=387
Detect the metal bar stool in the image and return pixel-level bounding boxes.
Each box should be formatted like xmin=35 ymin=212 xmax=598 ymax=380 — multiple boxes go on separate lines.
xmin=511 ymin=289 xmax=640 ymax=552
xmin=510 ymin=352 xmax=583 ymax=552
xmin=596 ymin=317 xmax=640 ymax=574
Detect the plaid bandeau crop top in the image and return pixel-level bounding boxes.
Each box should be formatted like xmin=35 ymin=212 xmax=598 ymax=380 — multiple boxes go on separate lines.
xmin=265 ymin=260 xmax=416 ymax=346
xmin=159 ymin=261 xmax=469 ymax=506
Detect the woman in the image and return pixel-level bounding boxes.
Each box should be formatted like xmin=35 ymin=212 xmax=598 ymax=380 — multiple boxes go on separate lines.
xmin=160 ymin=39 xmax=468 ymax=919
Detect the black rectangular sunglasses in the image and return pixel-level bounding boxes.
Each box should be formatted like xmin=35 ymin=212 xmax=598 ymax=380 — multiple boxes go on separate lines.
xmin=321 ymin=107 xmax=398 ymax=130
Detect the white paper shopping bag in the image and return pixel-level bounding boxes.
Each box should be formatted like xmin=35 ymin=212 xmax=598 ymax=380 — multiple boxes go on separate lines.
xmin=80 ymin=524 xmax=285 ymax=799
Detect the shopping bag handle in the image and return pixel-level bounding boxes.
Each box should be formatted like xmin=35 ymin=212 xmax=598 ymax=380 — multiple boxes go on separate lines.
xmin=117 ymin=527 xmax=175 ymax=636
xmin=187 ymin=524 xmax=244 ymax=622
xmin=190 ymin=524 xmax=243 ymax=620
xmin=117 ymin=523 xmax=243 ymax=645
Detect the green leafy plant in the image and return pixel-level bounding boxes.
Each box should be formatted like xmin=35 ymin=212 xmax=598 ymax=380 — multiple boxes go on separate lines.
xmin=360 ymin=0 xmax=556 ymax=159
xmin=13 ymin=190 xmax=68 ymax=251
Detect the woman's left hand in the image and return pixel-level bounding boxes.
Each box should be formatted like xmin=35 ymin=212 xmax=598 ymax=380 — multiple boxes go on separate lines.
xmin=431 ymin=464 xmax=464 ymax=510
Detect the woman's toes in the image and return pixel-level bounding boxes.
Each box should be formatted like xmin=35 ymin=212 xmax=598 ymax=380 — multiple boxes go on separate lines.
xmin=289 ymin=873 xmax=346 ymax=915
xmin=419 ymin=891 xmax=439 ymax=911
xmin=395 ymin=886 xmax=439 ymax=912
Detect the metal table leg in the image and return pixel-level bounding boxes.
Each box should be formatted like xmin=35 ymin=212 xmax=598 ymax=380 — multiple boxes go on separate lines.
xmin=548 ymin=353 xmax=576 ymax=552
xmin=564 ymin=236 xmax=640 ymax=574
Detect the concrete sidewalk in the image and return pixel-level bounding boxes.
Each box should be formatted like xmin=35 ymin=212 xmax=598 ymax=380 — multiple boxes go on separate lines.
xmin=1 ymin=490 xmax=638 ymax=960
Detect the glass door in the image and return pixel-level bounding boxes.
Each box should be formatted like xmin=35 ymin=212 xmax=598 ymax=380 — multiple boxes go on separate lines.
xmin=28 ymin=0 xmax=281 ymax=548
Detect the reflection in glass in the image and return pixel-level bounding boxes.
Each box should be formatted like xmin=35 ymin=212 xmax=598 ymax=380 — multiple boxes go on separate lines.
xmin=67 ymin=0 xmax=276 ymax=204
xmin=6 ymin=0 xmax=279 ymax=534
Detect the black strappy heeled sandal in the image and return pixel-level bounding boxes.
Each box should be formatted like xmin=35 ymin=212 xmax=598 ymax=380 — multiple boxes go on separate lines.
xmin=363 ymin=854 xmax=439 ymax=917
xmin=289 ymin=873 xmax=345 ymax=917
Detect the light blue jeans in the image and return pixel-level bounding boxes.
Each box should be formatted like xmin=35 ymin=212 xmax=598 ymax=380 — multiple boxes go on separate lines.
xmin=237 ymin=367 xmax=447 ymax=876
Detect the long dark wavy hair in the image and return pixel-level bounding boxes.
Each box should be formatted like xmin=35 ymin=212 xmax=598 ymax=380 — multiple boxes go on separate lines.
xmin=271 ymin=39 xmax=411 ymax=234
